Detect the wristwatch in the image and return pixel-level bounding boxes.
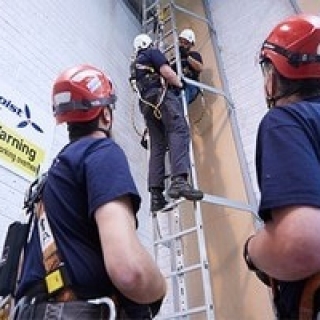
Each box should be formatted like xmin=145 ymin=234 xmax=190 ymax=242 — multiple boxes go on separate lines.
xmin=243 ymin=235 xmax=259 ymax=271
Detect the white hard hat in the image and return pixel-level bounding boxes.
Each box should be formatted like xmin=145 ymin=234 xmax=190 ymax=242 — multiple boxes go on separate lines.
xmin=133 ymin=34 xmax=153 ymax=52
xmin=179 ymin=29 xmax=195 ymax=44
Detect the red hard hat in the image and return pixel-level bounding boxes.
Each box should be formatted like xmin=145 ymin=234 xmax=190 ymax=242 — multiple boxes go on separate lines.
xmin=260 ymin=14 xmax=320 ymax=79
xmin=52 ymin=64 xmax=117 ymax=124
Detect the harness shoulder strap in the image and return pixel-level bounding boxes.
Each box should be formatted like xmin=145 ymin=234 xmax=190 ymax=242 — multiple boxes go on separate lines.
xmin=299 ymin=273 xmax=320 ymax=320
xmin=26 ymin=173 xmax=76 ymax=302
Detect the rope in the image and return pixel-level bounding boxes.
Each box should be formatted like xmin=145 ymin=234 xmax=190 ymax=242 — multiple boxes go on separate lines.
xmin=137 ymin=85 xmax=167 ymax=120
xmin=130 ymin=89 xmax=144 ymax=137
xmin=130 ymin=77 xmax=167 ymax=120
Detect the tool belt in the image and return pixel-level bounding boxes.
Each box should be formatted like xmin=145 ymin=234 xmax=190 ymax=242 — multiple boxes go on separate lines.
xmin=13 ymin=299 xmax=111 ymax=320
xmin=12 ymin=281 xmax=115 ymax=319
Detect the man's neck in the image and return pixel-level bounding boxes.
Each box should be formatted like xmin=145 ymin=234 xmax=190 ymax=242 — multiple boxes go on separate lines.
xmin=90 ymin=128 xmax=109 ymax=138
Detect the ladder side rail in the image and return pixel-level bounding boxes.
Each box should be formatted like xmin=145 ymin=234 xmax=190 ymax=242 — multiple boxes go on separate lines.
xmin=169 ymin=206 xmax=188 ymax=316
xmin=165 ymin=4 xmax=193 ymax=319
xmin=192 ymin=202 xmax=215 ymax=318
xmin=142 ymin=0 xmax=149 ymax=32
xmin=140 ymin=1 xmax=200 ymax=318
xmin=168 ymin=2 xmax=183 ymax=91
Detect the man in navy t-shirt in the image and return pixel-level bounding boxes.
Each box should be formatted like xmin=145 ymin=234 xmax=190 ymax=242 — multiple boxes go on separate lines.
xmin=131 ymin=34 xmax=203 ymax=213
xmin=243 ymin=15 xmax=320 ymax=319
xmin=15 ymin=64 xmax=166 ymax=319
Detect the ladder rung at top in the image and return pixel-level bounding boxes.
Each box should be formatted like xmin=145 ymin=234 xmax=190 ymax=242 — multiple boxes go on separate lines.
xmin=143 ymin=3 xmax=173 ymax=32
xmin=143 ymin=1 xmax=162 ymax=28
xmin=165 ymin=263 xmax=202 ymax=278
xmin=154 ymin=226 xmax=198 ymax=245
xmin=145 ymin=1 xmax=159 ymax=14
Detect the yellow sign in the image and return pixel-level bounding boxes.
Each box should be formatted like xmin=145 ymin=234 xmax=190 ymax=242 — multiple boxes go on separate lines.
xmin=0 ymin=121 xmax=44 ymax=178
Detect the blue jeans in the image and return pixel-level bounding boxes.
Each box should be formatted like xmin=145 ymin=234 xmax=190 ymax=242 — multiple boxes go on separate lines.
xmin=184 ymin=83 xmax=200 ymax=105
xmin=172 ymin=84 xmax=200 ymax=106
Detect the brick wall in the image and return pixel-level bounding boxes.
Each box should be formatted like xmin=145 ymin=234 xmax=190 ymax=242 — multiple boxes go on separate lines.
xmin=0 ymin=0 xmax=151 ymax=252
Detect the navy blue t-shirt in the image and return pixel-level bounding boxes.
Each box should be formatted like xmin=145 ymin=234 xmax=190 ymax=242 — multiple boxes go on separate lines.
xmin=255 ymin=97 xmax=320 ymax=317
xmin=16 ymin=137 xmax=141 ymax=300
xmin=135 ymin=47 xmax=168 ymax=93
xmin=136 ymin=48 xmax=168 ymax=76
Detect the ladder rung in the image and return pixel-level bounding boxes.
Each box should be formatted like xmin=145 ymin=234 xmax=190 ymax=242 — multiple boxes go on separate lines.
xmin=154 ymin=198 xmax=183 ymax=213
xmin=145 ymin=1 xmax=158 ymax=14
xmin=165 ymin=263 xmax=202 ymax=278
xmin=143 ymin=16 xmax=157 ymax=27
xmin=163 ymin=43 xmax=174 ymax=55
xmin=154 ymin=226 xmax=198 ymax=245
xmin=162 ymin=14 xmax=172 ymax=25
xmin=162 ymin=29 xmax=174 ymax=40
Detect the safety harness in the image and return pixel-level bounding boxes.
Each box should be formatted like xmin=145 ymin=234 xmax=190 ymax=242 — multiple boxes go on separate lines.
xmin=270 ymin=275 xmax=320 ymax=319
xmin=20 ymin=173 xmax=117 ymax=318
xmin=299 ymin=274 xmax=320 ymax=319
xmin=244 ymin=236 xmax=320 ymax=319
xmin=24 ymin=173 xmax=77 ymax=302
xmin=129 ymin=53 xmax=167 ymax=120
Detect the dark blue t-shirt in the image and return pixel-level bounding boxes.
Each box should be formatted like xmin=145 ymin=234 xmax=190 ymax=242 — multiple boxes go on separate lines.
xmin=255 ymin=97 xmax=320 ymax=317
xmin=135 ymin=47 xmax=168 ymax=93
xmin=172 ymin=50 xmax=202 ymax=81
xmin=16 ymin=137 xmax=141 ymax=300
xmin=136 ymin=47 xmax=168 ymax=76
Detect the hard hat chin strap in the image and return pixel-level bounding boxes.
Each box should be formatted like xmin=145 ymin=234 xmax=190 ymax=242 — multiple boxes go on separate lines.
xmin=266 ymin=87 xmax=300 ymax=109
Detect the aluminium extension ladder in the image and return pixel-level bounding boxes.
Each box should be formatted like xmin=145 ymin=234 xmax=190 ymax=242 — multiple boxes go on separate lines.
xmin=142 ymin=1 xmax=214 ymax=318
xmin=140 ymin=1 xmax=258 ymax=319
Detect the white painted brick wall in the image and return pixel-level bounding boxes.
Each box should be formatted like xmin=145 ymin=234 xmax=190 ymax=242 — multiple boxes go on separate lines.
xmin=0 ymin=1 xmax=151 ymax=253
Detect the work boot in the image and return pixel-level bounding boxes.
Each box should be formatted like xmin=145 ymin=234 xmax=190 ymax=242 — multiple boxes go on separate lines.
xmin=150 ymin=188 xmax=168 ymax=212
xmin=167 ymin=175 xmax=204 ymax=201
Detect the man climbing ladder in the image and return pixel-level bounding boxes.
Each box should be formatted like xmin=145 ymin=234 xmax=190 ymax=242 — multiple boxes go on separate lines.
xmin=130 ymin=33 xmax=203 ymax=212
